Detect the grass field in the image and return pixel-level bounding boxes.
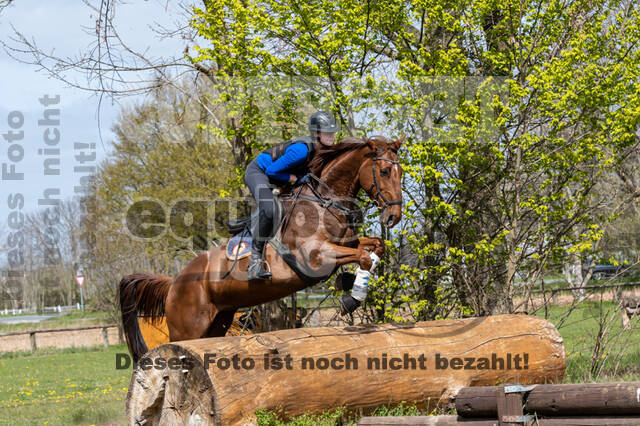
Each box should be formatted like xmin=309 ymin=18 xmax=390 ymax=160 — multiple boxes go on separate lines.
xmin=0 ymin=302 xmax=637 ymax=425
xmin=539 ymin=301 xmax=640 ymax=383
xmin=0 ymin=345 xmax=130 ymax=425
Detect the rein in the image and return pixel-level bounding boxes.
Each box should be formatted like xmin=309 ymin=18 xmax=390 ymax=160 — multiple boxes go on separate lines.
xmin=279 ymin=175 xmax=365 ymax=238
xmin=277 ymin=145 xmax=402 ymax=241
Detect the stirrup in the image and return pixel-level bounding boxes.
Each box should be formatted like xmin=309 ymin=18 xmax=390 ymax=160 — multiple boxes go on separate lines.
xmin=260 ymin=258 xmax=272 ymax=274
xmin=248 ymin=254 xmax=272 ymax=280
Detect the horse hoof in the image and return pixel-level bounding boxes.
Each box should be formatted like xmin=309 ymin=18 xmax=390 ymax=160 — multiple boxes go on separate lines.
xmin=335 ymin=272 xmax=356 ymax=291
xmin=340 ymin=294 xmax=361 ymax=315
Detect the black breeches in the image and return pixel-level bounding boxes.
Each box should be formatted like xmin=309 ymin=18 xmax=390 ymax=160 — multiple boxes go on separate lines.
xmin=244 ymin=160 xmax=277 ymax=247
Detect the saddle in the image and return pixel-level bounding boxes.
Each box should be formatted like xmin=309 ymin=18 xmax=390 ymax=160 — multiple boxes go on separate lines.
xmin=224 ymin=195 xmax=335 ymax=284
xmin=225 ymin=193 xmax=285 ymax=234
xmin=224 ymin=197 xmax=284 ymax=260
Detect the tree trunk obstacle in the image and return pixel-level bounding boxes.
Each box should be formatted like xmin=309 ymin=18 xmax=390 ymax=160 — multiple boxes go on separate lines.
xmin=126 ymin=314 xmax=565 ymax=425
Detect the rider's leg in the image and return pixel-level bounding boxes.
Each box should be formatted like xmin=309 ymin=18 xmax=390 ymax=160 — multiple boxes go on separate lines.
xmin=244 ymin=160 xmax=276 ymax=280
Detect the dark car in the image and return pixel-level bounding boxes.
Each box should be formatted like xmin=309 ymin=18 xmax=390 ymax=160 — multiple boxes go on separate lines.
xmin=588 ymin=263 xmax=628 ymax=280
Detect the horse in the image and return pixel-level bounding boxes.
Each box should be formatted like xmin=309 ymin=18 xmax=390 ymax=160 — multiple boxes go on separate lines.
xmin=119 ymin=135 xmax=404 ymax=362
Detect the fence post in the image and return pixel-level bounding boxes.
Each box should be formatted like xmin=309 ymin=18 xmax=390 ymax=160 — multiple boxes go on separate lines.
xmin=102 ymin=327 xmax=109 ymax=347
xmin=615 ymin=285 xmax=623 ymax=301
xmin=552 ymin=290 xmax=558 ymax=305
xmin=497 ymin=384 xmax=530 ymax=426
xmin=29 ymin=332 xmax=37 ymax=352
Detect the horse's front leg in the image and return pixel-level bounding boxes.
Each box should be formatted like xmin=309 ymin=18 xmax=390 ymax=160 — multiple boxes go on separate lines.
xmin=356 ymin=237 xmax=385 ymax=257
xmin=317 ymin=242 xmax=374 ymax=271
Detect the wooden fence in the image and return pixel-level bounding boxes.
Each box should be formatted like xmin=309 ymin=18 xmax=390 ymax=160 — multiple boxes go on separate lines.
xmin=359 ymin=382 xmax=640 ymax=425
xmin=0 ymin=324 xmax=119 ymax=352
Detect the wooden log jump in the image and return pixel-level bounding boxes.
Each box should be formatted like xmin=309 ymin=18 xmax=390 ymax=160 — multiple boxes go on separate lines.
xmin=126 ymin=314 xmax=565 ymax=425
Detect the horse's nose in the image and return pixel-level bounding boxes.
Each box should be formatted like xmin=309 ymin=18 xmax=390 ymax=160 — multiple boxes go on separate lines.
xmin=386 ymin=214 xmax=397 ymax=228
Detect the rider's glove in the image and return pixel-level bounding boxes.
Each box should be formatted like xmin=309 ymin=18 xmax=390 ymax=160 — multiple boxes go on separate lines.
xmin=297 ymin=174 xmax=311 ymax=185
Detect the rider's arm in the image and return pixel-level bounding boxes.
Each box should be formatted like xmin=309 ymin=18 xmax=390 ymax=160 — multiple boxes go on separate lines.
xmin=264 ymin=143 xmax=309 ymax=182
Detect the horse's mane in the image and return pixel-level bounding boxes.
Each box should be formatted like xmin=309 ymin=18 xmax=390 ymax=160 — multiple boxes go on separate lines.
xmin=309 ymin=136 xmax=377 ymax=176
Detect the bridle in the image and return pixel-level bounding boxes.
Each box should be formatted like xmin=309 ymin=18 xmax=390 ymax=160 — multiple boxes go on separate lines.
xmin=278 ymin=143 xmax=403 ymax=235
xmin=367 ymin=155 xmax=402 ymax=211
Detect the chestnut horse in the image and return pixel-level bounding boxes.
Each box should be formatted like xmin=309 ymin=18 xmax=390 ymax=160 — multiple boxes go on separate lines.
xmin=119 ymin=135 xmax=403 ymax=362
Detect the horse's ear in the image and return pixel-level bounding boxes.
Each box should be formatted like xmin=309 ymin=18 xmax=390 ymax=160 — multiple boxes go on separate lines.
xmin=365 ymin=137 xmax=376 ymax=151
xmin=393 ymin=134 xmax=406 ymax=152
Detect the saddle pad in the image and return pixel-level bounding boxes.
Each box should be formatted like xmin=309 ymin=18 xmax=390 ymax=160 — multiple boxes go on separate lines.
xmin=225 ymin=228 xmax=252 ymax=260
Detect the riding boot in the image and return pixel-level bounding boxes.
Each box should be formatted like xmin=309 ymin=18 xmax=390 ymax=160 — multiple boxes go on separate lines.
xmin=247 ymin=211 xmax=273 ymax=281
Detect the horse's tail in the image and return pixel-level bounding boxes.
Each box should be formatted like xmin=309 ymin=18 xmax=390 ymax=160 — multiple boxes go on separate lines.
xmin=118 ymin=273 xmax=172 ymax=363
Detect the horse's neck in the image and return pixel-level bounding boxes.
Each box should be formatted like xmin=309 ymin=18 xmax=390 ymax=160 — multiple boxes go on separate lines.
xmin=317 ymin=148 xmax=366 ymax=199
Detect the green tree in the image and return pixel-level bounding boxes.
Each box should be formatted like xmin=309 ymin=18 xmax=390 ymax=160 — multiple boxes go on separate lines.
xmin=83 ymin=79 xmax=235 ymax=330
xmin=189 ymin=0 xmax=640 ymax=320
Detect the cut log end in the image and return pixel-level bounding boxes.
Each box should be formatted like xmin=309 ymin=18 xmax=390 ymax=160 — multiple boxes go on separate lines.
xmin=126 ymin=344 xmax=218 ymax=425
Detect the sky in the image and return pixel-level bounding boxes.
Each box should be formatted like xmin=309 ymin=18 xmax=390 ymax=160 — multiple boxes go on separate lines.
xmin=0 ymin=0 xmax=188 ymax=221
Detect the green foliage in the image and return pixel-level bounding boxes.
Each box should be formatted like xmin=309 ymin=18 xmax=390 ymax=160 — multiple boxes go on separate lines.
xmin=255 ymin=407 xmax=348 ymax=426
xmin=371 ymin=402 xmax=422 ymax=417
xmin=88 ymin=80 xmax=236 ymax=266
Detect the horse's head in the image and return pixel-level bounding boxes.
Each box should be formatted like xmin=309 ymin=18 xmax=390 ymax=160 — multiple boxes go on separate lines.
xmin=359 ymin=135 xmax=404 ymax=228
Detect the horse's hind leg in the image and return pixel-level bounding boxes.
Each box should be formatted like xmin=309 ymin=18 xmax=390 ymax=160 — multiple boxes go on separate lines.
xmin=165 ymin=269 xmax=215 ymax=342
xmin=205 ymin=309 xmax=238 ymax=337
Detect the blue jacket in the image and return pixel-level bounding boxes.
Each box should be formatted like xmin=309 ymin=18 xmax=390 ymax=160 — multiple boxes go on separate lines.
xmin=256 ymin=142 xmax=310 ymax=182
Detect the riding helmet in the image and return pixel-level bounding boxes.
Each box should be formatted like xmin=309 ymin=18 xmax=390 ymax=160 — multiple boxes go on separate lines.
xmin=308 ymin=111 xmax=340 ymax=133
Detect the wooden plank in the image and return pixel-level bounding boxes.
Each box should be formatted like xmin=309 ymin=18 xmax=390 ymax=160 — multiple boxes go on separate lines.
xmin=456 ymin=386 xmax=498 ymax=417
xmin=0 ymin=324 xmax=117 ymax=337
xmin=496 ymin=385 xmax=524 ymax=426
xmin=535 ymin=417 xmax=640 ymax=425
xmin=530 ymin=281 xmax=640 ymax=294
xmin=358 ymin=416 xmax=497 ymax=425
xmin=456 ymin=382 xmax=640 ymax=417
xmin=529 ymin=382 xmax=640 ymax=416
xmin=29 ymin=331 xmax=36 ymax=352
xmin=358 ymin=416 xmax=640 ymax=426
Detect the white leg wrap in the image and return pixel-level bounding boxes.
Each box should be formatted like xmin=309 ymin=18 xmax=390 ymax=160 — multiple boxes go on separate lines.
xmin=351 ymin=252 xmax=381 ymax=302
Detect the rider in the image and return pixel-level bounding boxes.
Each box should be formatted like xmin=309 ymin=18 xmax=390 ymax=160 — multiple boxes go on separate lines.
xmin=244 ymin=111 xmax=341 ymax=281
